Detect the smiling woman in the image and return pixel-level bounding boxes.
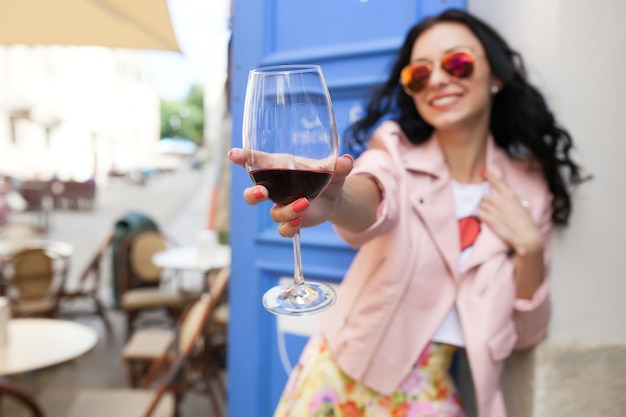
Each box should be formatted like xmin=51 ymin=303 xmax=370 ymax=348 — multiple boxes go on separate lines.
xmin=231 ymin=8 xmax=587 ymax=417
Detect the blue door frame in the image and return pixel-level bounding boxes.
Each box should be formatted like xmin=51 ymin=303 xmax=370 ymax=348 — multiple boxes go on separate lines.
xmin=228 ymin=1 xmax=466 ymax=415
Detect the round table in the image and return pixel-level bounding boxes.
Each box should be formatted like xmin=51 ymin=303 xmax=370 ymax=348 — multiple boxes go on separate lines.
xmin=152 ymin=244 xmax=231 ymax=272
xmin=0 ymin=318 xmax=98 ymax=375
xmin=0 ymin=239 xmax=73 ymax=259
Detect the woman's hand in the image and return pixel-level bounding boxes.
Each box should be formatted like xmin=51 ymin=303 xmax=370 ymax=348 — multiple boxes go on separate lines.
xmin=477 ymin=169 xmax=545 ymax=300
xmin=228 ymin=148 xmax=355 ymax=238
xmin=477 ymin=169 xmax=543 ymax=255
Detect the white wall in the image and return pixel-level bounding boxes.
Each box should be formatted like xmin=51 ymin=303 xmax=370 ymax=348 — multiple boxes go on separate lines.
xmin=0 ymin=46 xmax=160 ymax=181
xmin=468 ymin=0 xmax=626 ymax=341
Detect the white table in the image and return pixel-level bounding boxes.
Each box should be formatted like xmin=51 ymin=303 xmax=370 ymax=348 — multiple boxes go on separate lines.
xmin=152 ymin=244 xmax=231 ymax=294
xmin=152 ymin=244 xmax=231 ymax=273
xmin=0 ymin=318 xmax=98 ymax=415
xmin=0 ymin=318 xmax=98 ymax=375
xmin=0 ymin=239 xmax=73 ymax=259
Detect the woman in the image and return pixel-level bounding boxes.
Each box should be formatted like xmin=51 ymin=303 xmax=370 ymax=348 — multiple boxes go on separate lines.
xmin=230 ymin=8 xmax=584 ymax=417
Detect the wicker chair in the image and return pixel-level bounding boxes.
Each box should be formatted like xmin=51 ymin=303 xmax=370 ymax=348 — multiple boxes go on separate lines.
xmin=68 ymin=292 xmax=217 ymax=417
xmin=0 ymin=380 xmax=47 ymax=417
xmin=122 ymin=267 xmax=230 ymax=417
xmin=2 ymin=247 xmax=67 ymax=317
xmin=117 ymin=230 xmax=188 ymax=339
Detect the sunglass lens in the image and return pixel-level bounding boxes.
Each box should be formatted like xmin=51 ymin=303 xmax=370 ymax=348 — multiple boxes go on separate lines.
xmin=442 ymin=52 xmax=474 ymax=78
xmin=402 ymin=64 xmax=431 ymax=94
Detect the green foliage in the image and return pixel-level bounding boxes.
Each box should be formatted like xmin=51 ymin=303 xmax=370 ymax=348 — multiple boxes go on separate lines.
xmin=159 ymin=84 xmax=205 ymax=144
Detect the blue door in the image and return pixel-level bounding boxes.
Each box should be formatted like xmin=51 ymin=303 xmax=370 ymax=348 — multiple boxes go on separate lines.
xmin=228 ymin=1 xmax=466 ymax=415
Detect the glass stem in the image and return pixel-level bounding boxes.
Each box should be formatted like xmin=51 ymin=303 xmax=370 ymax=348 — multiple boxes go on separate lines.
xmin=292 ymin=230 xmax=305 ymax=287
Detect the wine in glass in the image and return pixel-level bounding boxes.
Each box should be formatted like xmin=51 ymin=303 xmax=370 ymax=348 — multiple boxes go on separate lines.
xmin=242 ymin=64 xmax=338 ymax=316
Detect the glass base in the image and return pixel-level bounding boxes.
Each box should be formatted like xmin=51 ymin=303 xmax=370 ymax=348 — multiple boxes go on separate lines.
xmin=262 ymin=281 xmax=336 ymax=316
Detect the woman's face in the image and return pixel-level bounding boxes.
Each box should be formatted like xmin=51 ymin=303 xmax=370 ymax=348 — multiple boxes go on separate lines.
xmin=409 ymin=22 xmax=498 ymax=134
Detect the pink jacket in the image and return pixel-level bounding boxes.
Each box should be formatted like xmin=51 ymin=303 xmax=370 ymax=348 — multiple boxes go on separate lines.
xmin=319 ymin=121 xmax=552 ymax=417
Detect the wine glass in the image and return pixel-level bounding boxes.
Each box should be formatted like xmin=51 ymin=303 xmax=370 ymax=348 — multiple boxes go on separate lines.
xmin=242 ymin=64 xmax=338 ymax=316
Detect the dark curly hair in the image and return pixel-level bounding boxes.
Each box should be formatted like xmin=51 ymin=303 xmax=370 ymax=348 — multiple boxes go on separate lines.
xmin=345 ymin=9 xmax=586 ymax=225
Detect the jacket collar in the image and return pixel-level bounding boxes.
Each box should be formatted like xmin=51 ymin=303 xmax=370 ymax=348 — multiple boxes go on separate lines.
xmin=400 ymin=131 xmax=506 ymax=181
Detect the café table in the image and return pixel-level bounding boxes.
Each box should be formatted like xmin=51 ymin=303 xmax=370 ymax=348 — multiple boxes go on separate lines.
xmin=0 ymin=238 xmax=73 ymax=259
xmin=0 ymin=318 xmax=98 ymax=375
xmin=152 ymin=244 xmax=231 ymax=293
xmin=0 ymin=318 xmax=98 ymax=415
xmin=152 ymin=244 xmax=231 ymax=273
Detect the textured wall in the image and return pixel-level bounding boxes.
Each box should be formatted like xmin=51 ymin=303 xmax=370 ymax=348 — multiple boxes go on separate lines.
xmin=534 ymin=343 xmax=626 ymax=416
xmin=463 ymin=1 xmax=626 ymax=414
xmin=500 ymin=342 xmax=626 ymax=416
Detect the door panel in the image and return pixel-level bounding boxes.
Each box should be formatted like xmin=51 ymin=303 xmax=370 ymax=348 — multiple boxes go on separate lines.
xmin=229 ymin=1 xmax=466 ymax=415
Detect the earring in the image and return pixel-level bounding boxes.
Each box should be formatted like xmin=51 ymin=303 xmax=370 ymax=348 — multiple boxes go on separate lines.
xmin=491 ymin=85 xmax=500 ymax=95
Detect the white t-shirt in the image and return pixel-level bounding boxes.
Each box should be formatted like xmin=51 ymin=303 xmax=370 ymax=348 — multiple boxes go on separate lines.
xmin=431 ymin=180 xmax=490 ymax=347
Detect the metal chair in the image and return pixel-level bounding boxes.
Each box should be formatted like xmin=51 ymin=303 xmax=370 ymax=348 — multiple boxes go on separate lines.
xmin=117 ymin=230 xmax=188 ymax=339
xmin=16 ymin=181 xmax=52 ymax=232
xmin=59 ymin=233 xmax=114 ymax=337
xmin=68 ymin=291 xmax=217 ymax=417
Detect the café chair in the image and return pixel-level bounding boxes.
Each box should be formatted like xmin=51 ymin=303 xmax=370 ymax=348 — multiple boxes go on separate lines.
xmin=68 ymin=290 xmax=216 ymax=417
xmin=122 ymin=267 xmax=230 ymax=417
xmin=60 ymin=233 xmax=114 ymax=337
xmin=2 ymin=247 xmax=67 ymax=318
xmin=0 ymin=380 xmax=47 ymax=417
xmin=194 ymin=269 xmax=229 ymax=417
xmin=118 ymin=230 xmax=188 ymax=338
xmin=16 ymin=181 xmax=52 ymax=233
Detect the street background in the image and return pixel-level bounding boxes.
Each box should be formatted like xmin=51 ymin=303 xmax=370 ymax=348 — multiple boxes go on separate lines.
xmin=6 ymin=161 xmax=219 ymax=416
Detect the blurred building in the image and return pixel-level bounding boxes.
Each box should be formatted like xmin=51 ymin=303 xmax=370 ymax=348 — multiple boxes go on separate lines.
xmin=0 ymin=45 xmax=161 ymax=183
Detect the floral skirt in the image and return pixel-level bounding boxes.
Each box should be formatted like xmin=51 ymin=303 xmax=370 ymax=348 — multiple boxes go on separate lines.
xmin=274 ymin=335 xmax=466 ymax=417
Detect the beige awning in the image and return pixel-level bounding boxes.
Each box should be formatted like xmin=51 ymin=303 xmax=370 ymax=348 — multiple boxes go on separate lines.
xmin=0 ymin=0 xmax=180 ymax=52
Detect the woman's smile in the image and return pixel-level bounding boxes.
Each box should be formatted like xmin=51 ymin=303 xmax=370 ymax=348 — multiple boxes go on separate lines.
xmin=429 ymin=93 xmax=463 ymax=109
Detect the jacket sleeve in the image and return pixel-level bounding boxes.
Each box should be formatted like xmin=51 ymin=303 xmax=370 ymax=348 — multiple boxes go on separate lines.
xmin=333 ymin=125 xmax=401 ymax=248
xmin=513 ymin=191 xmax=553 ymax=350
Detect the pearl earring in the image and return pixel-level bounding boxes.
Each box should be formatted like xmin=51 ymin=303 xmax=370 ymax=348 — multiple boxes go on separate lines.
xmin=491 ymin=85 xmax=500 ymax=95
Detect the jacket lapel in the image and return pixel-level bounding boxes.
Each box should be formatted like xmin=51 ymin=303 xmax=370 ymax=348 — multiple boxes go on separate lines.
xmin=403 ymin=137 xmax=460 ymax=279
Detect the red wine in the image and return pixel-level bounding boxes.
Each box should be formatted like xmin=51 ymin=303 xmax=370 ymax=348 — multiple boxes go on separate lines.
xmin=249 ymin=169 xmax=333 ymax=205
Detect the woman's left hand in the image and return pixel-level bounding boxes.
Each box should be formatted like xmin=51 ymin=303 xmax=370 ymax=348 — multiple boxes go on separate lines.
xmin=476 ymin=169 xmax=543 ymax=256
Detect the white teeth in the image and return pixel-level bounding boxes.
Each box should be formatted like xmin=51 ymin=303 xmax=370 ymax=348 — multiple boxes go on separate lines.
xmin=431 ymin=95 xmax=459 ymax=106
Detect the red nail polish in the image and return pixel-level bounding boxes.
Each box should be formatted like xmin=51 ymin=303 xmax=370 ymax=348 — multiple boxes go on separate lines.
xmin=292 ymin=198 xmax=310 ymax=213
xmin=252 ymin=187 xmax=264 ymax=199
xmin=479 ymin=167 xmax=487 ymax=177
xmin=289 ymin=217 xmax=303 ymax=227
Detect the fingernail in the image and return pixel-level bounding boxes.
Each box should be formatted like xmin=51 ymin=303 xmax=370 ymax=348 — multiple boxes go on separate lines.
xmin=479 ymin=167 xmax=487 ymax=177
xmin=252 ymin=187 xmax=265 ymax=199
xmin=292 ymin=198 xmax=310 ymax=213
xmin=289 ymin=217 xmax=303 ymax=227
